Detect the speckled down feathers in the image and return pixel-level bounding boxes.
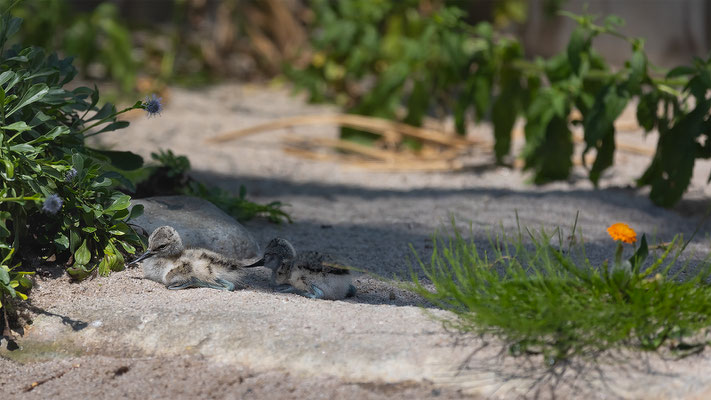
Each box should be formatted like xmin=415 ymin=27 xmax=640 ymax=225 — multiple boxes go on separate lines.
xmin=291 ymin=251 xmax=351 ymax=275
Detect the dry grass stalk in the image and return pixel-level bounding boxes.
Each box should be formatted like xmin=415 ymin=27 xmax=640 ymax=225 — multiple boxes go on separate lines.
xmin=283 ymin=145 xmax=462 ymax=172
xmin=206 ymin=114 xmax=477 ymax=148
xmin=351 ymin=159 xmax=464 ymax=171
xmin=283 ymin=137 xmax=409 ymax=161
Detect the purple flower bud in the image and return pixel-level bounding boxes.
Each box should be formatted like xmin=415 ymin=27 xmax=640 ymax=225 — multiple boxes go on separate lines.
xmin=143 ymin=94 xmax=163 ymax=117
xmin=42 ymin=194 xmax=63 ymax=214
xmin=65 ymin=168 xmax=78 ymax=182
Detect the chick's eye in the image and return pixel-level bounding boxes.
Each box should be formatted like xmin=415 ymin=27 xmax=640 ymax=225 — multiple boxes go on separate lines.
xmin=155 ymin=244 xmax=168 ymax=250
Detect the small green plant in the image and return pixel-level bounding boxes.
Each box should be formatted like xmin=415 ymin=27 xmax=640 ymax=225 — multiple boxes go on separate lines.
xmin=151 ymin=149 xmax=190 ymax=178
xmin=136 ymin=149 xmax=292 ymax=224
xmin=409 ymin=218 xmax=711 ymax=363
xmin=186 ymin=181 xmax=292 ymax=224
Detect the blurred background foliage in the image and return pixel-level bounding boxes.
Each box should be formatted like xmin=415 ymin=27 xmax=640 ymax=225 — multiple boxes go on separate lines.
xmin=4 ymin=0 xmax=711 ymax=207
xmin=0 ymin=0 xmax=568 ymax=98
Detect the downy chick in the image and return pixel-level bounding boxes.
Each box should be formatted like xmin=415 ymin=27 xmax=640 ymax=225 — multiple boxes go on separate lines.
xmin=128 ymin=226 xmax=261 ymax=291
xmin=262 ymin=238 xmax=356 ymax=300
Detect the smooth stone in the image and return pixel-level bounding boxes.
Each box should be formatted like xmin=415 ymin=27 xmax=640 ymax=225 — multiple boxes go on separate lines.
xmin=129 ymin=195 xmax=260 ymax=262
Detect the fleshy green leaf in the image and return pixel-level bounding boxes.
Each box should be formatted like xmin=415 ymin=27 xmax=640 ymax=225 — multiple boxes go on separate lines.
xmin=6 ymin=83 xmax=49 ymax=117
xmin=75 ymin=239 xmax=91 ymax=266
xmin=0 ymin=267 xmax=9 ymax=285
xmin=91 ymin=149 xmax=144 ymax=170
xmin=128 ymin=204 xmax=144 ymax=221
xmin=105 ymin=194 xmax=131 ymax=212
xmin=629 ymin=234 xmax=649 ymax=274
xmin=2 ymin=121 xmax=31 ymax=132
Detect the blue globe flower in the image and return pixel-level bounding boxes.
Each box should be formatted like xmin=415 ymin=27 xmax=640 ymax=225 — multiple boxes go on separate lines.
xmin=143 ymin=94 xmax=163 ymax=117
xmin=42 ymin=194 xmax=63 ymax=214
xmin=65 ymin=168 xmax=78 ymax=182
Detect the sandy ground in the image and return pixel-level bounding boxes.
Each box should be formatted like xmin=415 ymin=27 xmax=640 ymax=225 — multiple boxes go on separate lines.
xmin=3 ymin=83 xmax=711 ymax=399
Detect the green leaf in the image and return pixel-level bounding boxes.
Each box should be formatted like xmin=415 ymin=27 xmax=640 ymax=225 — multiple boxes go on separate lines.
xmin=105 ymin=194 xmax=131 ymax=212
xmin=640 ymin=99 xmax=710 ymax=206
xmin=98 ymin=256 xmax=111 ymax=276
xmin=1 ymin=158 xmax=14 ymax=180
xmin=118 ymin=240 xmax=136 ymax=254
xmin=567 ymin=27 xmax=587 ymax=75
xmin=453 ymin=94 xmax=469 ymax=135
xmin=9 ymin=144 xmax=37 ymax=153
xmin=627 ymin=50 xmax=646 ymax=93
xmin=110 ymin=252 xmax=124 ymax=272
xmin=2 ymin=121 xmax=31 ymax=132
xmin=72 ymin=153 xmax=85 ymax=176
xmin=588 ymin=131 xmax=615 ymax=186
xmin=91 ymin=177 xmax=112 ymax=188
xmin=0 ymin=267 xmax=9 ymax=285
xmin=91 ymin=120 xmax=130 ymax=135
xmin=0 ymin=212 xmax=10 ymax=239
xmin=403 ymin=80 xmax=428 ymax=127
xmin=667 ymin=65 xmax=695 ymax=78
xmin=636 ymin=92 xmax=658 ymax=132
xmin=0 ymin=71 xmax=15 ymax=87
xmin=492 ymin=92 xmax=517 ymax=163
xmin=583 ymin=84 xmax=628 ymax=148
xmin=524 ymin=113 xmax=573 ymax=184
xmin=70 ymin=229 xmax=80 ymax=253
xmin=3 ymin=16 xmax=22 ymax=42
xmin=18 ymin=276 xmax=32 ymax=289
xmin=90 ymin=84 xmax=100 ymax=108
xmin=629 ymin=234 xmax=649 ymax=274
xmin=88 ymin=103 xmax=116 ymax=121
xmin=128 ymin=204 xmax=144 ymax=221
xmin=55 ymin=234 xmax=69 ymax=250
xmin=91 ymin=149 xmax=144 ymax=170
xmin=67 ymin=264 xmax=93 ymax=280
xmin=42 ymin=126 xmax=70 ymax=141
xmin=471 ymin=71 xmax=491 ymax=121
xmin=6 ymin=83 xmax=49 ymax=117
xmin=75 ymin=239 xmax=91 ymax=266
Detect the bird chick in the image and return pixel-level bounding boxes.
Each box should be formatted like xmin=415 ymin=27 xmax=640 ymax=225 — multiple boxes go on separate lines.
xmin=128 ymin=226 xmax=259 ymax=291
xmin=262 ymin=238 xmax=356 ymax=300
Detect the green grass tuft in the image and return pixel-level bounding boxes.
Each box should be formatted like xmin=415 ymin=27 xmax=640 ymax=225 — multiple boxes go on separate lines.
xmin=408 ymin=218 xmax=711 ymax=363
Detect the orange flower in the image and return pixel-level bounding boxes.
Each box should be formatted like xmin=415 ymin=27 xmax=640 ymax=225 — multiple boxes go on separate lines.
xmin=607 ymin=223 xmax=636 ymax=244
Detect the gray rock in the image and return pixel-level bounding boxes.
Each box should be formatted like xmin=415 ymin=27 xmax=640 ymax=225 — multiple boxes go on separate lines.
xmin=129 ymin=195 xmax=260 ymax=263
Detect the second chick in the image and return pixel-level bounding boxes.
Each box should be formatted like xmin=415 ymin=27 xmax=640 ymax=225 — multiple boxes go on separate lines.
xmin=262 ymin=238 xmax=356 ymax=300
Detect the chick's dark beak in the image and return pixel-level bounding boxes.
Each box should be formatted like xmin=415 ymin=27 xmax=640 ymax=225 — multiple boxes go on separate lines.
xmin=127 ymin=250 xmax=155 ymax=266
xmin=243 ymin=257 xmax=265 ymax=268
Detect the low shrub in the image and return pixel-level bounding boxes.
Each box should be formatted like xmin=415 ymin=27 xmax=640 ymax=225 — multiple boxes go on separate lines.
xmin=137 ymin=149 xmax=292 ymax=223
xmin=0 ymin=7 xmax=152 ymax=313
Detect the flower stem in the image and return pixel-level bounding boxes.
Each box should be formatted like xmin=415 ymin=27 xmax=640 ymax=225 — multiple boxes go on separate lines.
xmin=614 ymin=241 xmax=623 ymax=268
xmin=80 ymin=105 xmax=142 ymax=137
xmin=0 ymin=195 xmax=41 ymax=202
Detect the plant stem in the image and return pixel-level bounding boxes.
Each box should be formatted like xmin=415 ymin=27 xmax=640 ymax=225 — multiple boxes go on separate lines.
xmin=80 ymin=106 xmax=142 ymax=136
xmin=0 ymin=195 xmax=40 ymax=202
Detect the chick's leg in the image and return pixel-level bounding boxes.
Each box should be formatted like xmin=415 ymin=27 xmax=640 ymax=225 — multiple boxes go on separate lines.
xmin=275 ymin=284 xmax=310 ymax=297
xmin=306 ymin=285 xmax=325 ymax=299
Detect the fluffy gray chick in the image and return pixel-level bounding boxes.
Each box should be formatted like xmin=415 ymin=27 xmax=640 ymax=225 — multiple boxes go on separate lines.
xmin=262 ymin=238 xmax=356 ymax=300
xmin=128 ymin=226 xmax=260 ymax=291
